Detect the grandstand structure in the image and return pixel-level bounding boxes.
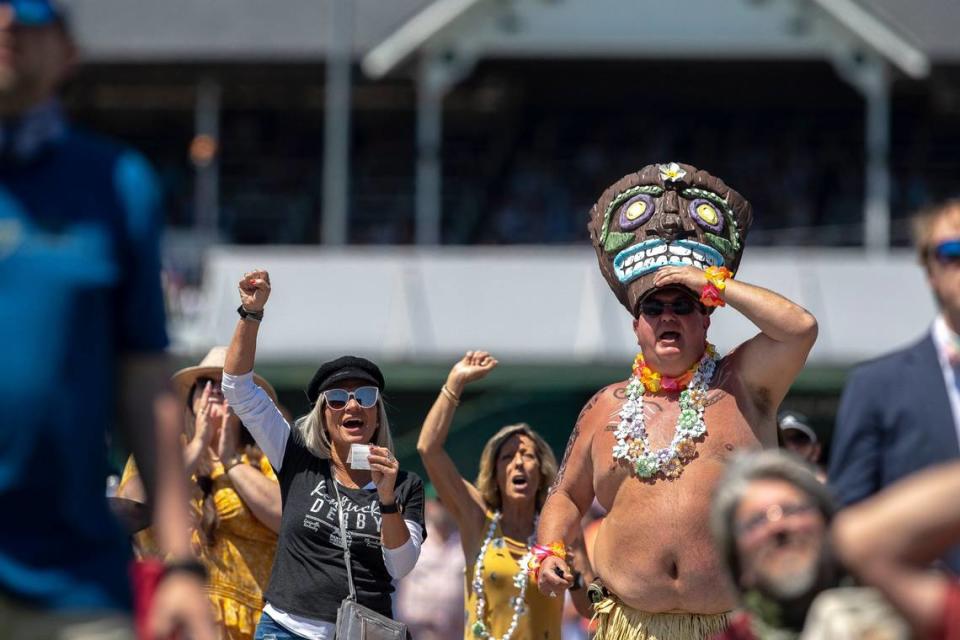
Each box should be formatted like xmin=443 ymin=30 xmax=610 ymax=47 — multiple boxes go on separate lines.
xmin=60 ymin=0 xmax=960 ymax=464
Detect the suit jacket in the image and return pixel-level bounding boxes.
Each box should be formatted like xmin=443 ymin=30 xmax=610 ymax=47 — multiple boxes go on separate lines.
xmin=829 ymin=333 xmax=960 ymax=571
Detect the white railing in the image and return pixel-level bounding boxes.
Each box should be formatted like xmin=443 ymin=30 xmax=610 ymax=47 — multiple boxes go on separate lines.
xmin=174 ymin=246 xmax=933 ymax=366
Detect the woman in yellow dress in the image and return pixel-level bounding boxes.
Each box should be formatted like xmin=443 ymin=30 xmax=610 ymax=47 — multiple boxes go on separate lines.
xmin=417 ymin=350 xmax=595 ymax=640
xmin=118 ymin=347 xmax=282 ymax=640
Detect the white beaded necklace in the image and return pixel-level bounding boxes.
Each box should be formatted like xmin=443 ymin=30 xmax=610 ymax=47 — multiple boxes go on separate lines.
xmin=612 ymin=347 xmax=720 ymax=479
xmin=470 ymin=511 xmax=537 ymax=640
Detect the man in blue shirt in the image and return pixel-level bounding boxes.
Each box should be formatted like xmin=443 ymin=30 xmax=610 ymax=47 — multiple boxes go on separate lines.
xmin=0 ymin=2 xmax=213 ymax=637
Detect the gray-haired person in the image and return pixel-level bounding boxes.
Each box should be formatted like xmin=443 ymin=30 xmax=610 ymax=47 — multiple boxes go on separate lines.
xmin=709 ymin=450 xmax=908 ymax=640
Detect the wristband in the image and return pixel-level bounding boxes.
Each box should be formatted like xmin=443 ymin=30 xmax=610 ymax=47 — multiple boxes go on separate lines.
xmin=701 ymin=267 xmax=732 ymax=308
xmin=528 ymin=542 xmax=567 ymax=582
xmin=237 ymin=305 xmax=264 ymax=322
xmin=161 ymin=558 xmax=207 ymax=582
xmin=223 ymin=455 xmax=243 ymax=471
xmin=379 ymin=501 xmax=399 ymax=514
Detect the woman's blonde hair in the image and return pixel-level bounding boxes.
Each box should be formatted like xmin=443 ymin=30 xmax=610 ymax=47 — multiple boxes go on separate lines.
xmin=475 ymin=423 xmax=557 ymax=511
xmin=295 ymin=395 xmax=395 ymax=459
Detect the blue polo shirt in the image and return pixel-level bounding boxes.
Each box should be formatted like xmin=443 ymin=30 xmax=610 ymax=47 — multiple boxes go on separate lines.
xmin=0 ymin=102 xmax=168 ymax=611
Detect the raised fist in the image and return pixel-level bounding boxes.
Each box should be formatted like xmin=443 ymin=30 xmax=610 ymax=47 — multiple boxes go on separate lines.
xmin=238 ymin=269 xmax=271 ymax=312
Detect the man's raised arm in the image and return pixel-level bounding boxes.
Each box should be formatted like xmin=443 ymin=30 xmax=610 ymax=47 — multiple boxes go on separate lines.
xmin=654 ymin=266 xmax=818 ymax=410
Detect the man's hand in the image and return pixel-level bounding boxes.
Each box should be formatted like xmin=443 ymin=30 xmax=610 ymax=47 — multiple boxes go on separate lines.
xmin=651 ymin=265 xmax=708 ymax=293
xmin=238 ymin=269 xmax=271 ymax=312
xmin=447 ymin=350 xmax=498 ymax=394
xmin=537 ymin=554 xmax=574 ymax=599
xmin=148 ymin=572 xmax=216 ymax=640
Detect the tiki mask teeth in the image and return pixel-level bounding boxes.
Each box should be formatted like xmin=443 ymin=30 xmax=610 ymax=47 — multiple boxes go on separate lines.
xmin=613 ymin=239 xmax=723 ymax=284
xmin=587 ymin=162 xmax=753 ymax=315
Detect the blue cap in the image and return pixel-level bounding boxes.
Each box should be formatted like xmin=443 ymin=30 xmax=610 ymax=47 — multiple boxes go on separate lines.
xmin=2 ymin=0 xmax=63 ymax=26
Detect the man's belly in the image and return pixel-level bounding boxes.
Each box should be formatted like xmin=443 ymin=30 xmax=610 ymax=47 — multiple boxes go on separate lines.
xmin=591 ymin=480 xmax=738 ymax=614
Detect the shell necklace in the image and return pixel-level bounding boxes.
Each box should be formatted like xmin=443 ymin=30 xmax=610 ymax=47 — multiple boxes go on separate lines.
xmin=612 ymin=344 xmax=720 ymax=479
xmin=470 ymin=511 xmax=537 ymax=639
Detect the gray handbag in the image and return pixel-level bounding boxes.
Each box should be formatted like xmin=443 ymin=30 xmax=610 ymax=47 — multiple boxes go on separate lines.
xmin=332 ymin=480 xmax=408 ymax=640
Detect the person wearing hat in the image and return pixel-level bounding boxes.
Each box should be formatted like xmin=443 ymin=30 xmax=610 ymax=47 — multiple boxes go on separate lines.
xmin=117 ymin=346 xmax=282 ymax=640
xmin=222 ymin=269 xmax=426 ymax=639
xmin=777 ymin=411 xmax=825 ymax=482
xmin=534 ymin=163 xmax=818 ymax=639
xmin=0 ymin=1 xmax=213 ymax=638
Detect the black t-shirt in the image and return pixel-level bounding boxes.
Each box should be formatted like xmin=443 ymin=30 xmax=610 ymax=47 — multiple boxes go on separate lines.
xmin=264 ymin=430 xmax=426 ymax=622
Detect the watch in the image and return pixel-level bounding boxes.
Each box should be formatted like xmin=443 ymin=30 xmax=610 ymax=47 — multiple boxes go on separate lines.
xmin=161 ymin=557 xmax=208 ymax=581
xmin=237 ymin=305 xmax=264 ymax=322
xmin=380 ymin=501 xmax=399 ymax=514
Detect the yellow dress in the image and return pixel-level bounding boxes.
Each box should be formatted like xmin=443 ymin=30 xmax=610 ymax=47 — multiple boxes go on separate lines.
xmin=118 ymin=454 xmax=279 ymax=640
xmin=464 ymin=513 xmax=562 ymax=640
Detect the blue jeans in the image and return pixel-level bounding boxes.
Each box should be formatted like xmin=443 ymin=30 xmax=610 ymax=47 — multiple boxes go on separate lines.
xmin=254 ymin=612 xmax=307 ymax=640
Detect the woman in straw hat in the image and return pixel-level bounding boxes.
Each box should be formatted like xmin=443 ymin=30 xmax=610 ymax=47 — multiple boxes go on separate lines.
xmin=117 ymin=346 xmax=282 ymax=640
xmin=222 ymin=269 xmax=426 ymax=640
xmin=417 ymin=350 xmax=595 ymax=640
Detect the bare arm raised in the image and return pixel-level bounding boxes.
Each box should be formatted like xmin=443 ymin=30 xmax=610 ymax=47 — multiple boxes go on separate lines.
xmin=416 ymin=351 xmax=498 ymax=537
xmin=535 ymin=387 xmax=607 ymax=597
xmin=652 ymin=266 xmax=817 ymax=413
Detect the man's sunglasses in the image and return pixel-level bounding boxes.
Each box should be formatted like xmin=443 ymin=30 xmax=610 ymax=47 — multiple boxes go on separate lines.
xmin=322 ymin=386 xmax=379 ymax=410
xmin=736 ymin=501 xmax=816 ymax=537
xmin=638 ymin=297 xmax=703 ymax=317
xmin=933 ymin=240 xmax=960 ymax=264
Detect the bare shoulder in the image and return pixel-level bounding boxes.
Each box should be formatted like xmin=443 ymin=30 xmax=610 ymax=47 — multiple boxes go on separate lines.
xmin=547 ymin=381 xmax=628 ymax=499
xmin=579 ymin=381 xmax=628 ymax=433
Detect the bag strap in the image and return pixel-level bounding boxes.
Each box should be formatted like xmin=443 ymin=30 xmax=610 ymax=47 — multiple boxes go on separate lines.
xmin=331 ymin=471 xmax=358 ymax=602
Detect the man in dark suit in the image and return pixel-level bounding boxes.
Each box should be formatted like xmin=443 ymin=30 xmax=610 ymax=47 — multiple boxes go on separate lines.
xmin=829 ymin=199 xmax=960 ymax=571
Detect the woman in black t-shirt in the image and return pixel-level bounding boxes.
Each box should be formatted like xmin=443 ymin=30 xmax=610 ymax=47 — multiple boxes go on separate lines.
xmin=222 ymin=269 xmax=426 ymax=640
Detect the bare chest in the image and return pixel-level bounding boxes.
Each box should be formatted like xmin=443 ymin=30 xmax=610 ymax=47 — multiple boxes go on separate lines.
xmin=590 ymin=383 xmax=770 ymax=511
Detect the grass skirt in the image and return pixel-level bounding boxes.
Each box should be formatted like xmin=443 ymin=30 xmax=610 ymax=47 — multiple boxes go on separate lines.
xmin=592 ymin=593 xmax=731 ymax=640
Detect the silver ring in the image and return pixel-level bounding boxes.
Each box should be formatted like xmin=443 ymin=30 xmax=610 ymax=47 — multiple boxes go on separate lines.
xmin=549 ymin=592 xmax=558 ymax=598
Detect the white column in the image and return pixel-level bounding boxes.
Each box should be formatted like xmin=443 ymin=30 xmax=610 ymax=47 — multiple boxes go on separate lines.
xmin=415 ymin=58 xmax=443 ymax=245
xmin=322 ymin=0 xmax=353 ymax=245
xmin=194 ymin=77 xmax=220 ymax=234
xmin=863 ymin=63 xmax=891 ymax=254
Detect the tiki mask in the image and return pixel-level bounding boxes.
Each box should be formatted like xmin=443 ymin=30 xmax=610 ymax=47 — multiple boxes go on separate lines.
xmin=587 ymin=162 xmax=753 ymax=315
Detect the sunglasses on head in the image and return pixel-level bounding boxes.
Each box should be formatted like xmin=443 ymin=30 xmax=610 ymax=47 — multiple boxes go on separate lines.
xmin=638 ymin=297 xmax=702 ymax=317
xmin=322 ymin=386 xmax=379 ymax=410
xmin=933 ymin=240 xmax=960 ymax=264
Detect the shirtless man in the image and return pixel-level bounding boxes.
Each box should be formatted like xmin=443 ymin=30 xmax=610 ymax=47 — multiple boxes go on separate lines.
xmin=534 ymin=163 xmax=818 ymax=639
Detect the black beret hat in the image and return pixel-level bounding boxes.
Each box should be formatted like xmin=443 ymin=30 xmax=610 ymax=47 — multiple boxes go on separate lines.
xmin=306 ymin=356 xmax=385 ymax=404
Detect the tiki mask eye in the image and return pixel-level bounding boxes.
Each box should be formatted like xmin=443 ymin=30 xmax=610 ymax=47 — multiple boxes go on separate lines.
xmin=618 ymin=194 xmax=655 ymax=231
xmin=688 ymin=198 xmax=724 ymax=233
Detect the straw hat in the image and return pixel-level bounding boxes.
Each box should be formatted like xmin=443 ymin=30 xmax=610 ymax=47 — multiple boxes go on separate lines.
xmin=171 ymin=346 xmax=278 ymax=405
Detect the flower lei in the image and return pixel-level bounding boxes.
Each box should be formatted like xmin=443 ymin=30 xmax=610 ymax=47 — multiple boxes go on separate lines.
xmin=470 ymin=511 xmax=538 ymax=640
xmin=612 ymin=344 xmax=720 ymax=479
